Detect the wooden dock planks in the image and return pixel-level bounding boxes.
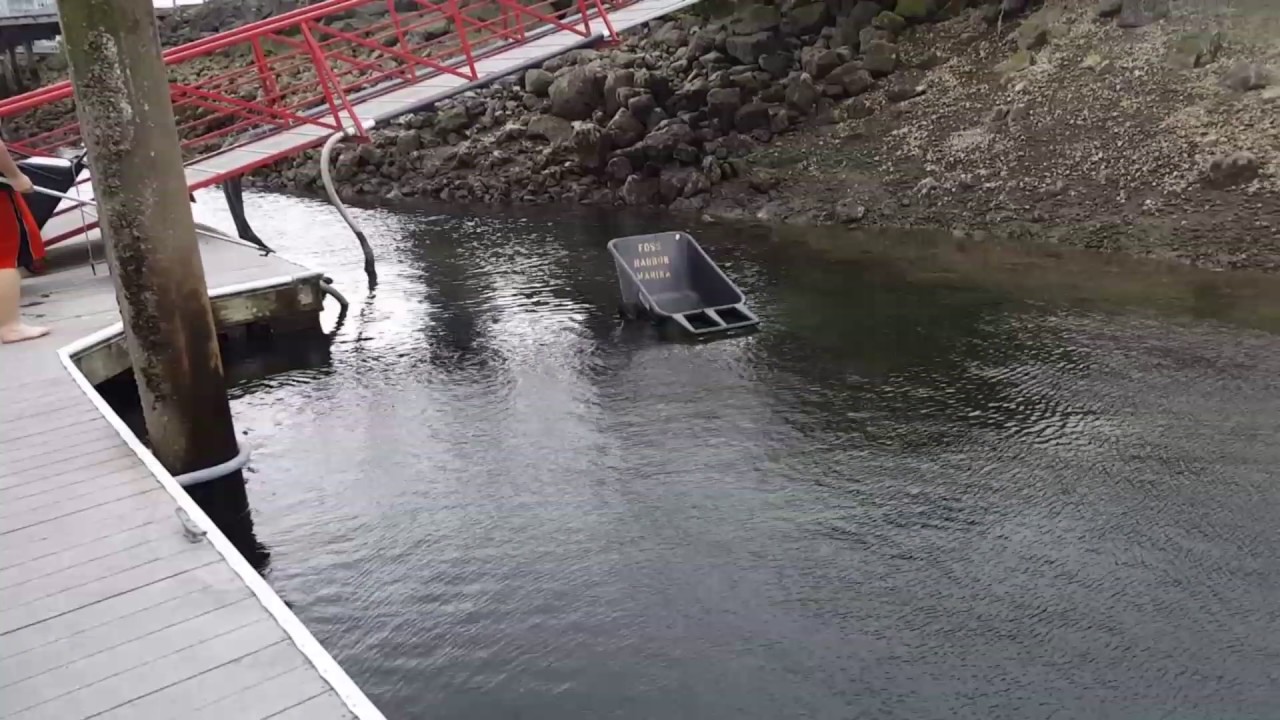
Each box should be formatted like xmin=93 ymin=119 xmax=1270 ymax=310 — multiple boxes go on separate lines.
xmin=0 ymin=238 xmax=376 ymax=719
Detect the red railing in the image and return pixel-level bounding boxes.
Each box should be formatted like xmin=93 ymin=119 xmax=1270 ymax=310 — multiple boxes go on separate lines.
xmin=0 ymin=0 xmax=624 ymax=181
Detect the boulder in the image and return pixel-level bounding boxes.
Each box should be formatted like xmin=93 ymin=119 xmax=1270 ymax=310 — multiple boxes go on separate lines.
xmin=1203 ymin=151 xmax=1260 ymax=188
xmin=395 ymin=130 xmax=420 ymax=155
xmin=885 ymin=80 xmax=924 ymax=102
xmin=1000 ymin=0 xmax=1026 ymax=14
xmin=603 ymin=69 xmax=636 ymax=115
xmin=829 ymin=62 xmax=874 ymax=95
xmin=894 ymin=0 xmax=936 ymax=20
xmin=527 ymin=114 xmax=573 ymax=143
xmin=873 ymin=11 xmax=907 ymax=32
xmin=606 ymin=155 xmax=633 ymax=182
xmin=604 ymin=108 xmax=647 ymax=148
xmin=837 ymin=1 xmax=882 ymax=46
xmin=1220 ymin=62 xmax=1274 ymax=92
xmin=567 ymin=121 xmax=608 ymax=169
xmin=637 ymin=120 xmax=696 ymax=161
xmin=785 ymin=73 xmax=820 ymax=112
xmin=785 ymin=2 xmax=832 ymax=36
xmin=620 ymin=174 xmax=660 ymax=205
xmin=802 ymin=46 xmax=843 ymax=78
xmin=863 ymin=40 xmax=898 ymax=76
xmin=731 ymin=4 xmax=782 ymax=34
xmin=835 ymin=199 xmax=867 ymax=222
xmin=735 ymin=102 xmax=773 ymax=132
xmin=726 ymin=31 xmax=780 ymax=64
xmin=628 ymin=93 xmax=657 ymax=118
xmin=435 ymin=105 xmax=471 ymax=133
xmin=549 ymin=67 xmax=604 ymax=120
xmin=524 ymin=68 xmax=554 ymax=96
xmin=859 ymin=26 xmax=892 ymax=53
xmin=706 ymin=87 xmax=744 ymax=124
xmin=653 ymin=23 xmax=689 ymax=49
xmin=760 ymin=52 xmax=793 ymax=78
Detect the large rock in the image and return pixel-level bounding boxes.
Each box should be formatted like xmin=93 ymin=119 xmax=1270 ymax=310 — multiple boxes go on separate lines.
xmin=706 ymin=87 xmax=744 ymax=125
xmin=524 ymin=68 xmax=554 ymax=96
xmin=435 ymin=105 xmax=471 ymax=133
xmin=637 ymin=120 xmax=696 ymax=161
xmin=620 ymin=174 xmax=660 ymax=205
xmin=760 ymin=52 xmax=793 ymax=78
xmin=863 ymin=40 xmax=899 ymax=76
xmin=1204 ymin=151 xmax=1261 ymax=188
xmin=1221 ymin=62 xmax=1274 ymax=92
xmin=603 ymin=69 xmax=636 ymax=115
xmin=894 ymin=0 xmax=936 ymax=20
xmin=604 ymin=108 xmax=646 ymax=148
xmin=829 ymin=63 xmax=874 ymax=95
xmin=653 ymin=23 xmax=689 ymax=49
xmin=527 ymin=114 xmax=573 ymax=143
xmin=785 ymin=2 xmax=831 ymax=36
xmin=785 ymin=73 xmax=820 ymax=112
xmin=606 ymin=155 xmax=633 ymax=182
xmin=567 ymin=121 xmax=608 ymax=169
xmin=395 ymin=130 xmax=420 ymax=155
xmin=549 ymin=67 xmax=604 ymax=120
xmin=734 ymin=102 xmax=773 ymax=132
xmin=725 ymin=31 xmax=780 ymax=65
xmin=837 ymin=1 xmax=881 ymax=46
xmin=802 ymin=46 xmax=843 ymax=79
xmin=731 ymin=4 xmax=782 ymax=34
xmin=873 ymin=11 xmax=907 ymax=32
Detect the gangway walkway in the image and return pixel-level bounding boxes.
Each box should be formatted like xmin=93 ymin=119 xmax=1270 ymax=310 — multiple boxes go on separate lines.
xmin=0 ymin=0 xmax=700 ymax=247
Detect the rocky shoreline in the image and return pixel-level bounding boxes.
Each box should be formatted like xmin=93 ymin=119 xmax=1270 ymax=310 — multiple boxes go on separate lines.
xmin=242 ymin=0 xmax=1278 ymax=270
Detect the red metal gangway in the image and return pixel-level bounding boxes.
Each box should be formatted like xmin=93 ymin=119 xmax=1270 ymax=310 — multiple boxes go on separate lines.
xmin=0 ymin=0 xmax=638 ymax=245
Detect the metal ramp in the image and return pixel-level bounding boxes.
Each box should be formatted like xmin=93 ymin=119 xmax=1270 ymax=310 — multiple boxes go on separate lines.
xmin=0 ymin=0 xmax=702 ymax=246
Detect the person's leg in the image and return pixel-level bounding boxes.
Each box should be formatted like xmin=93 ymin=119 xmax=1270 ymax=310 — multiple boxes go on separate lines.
xmin=0 ymin=266 xmax=48 ymax=343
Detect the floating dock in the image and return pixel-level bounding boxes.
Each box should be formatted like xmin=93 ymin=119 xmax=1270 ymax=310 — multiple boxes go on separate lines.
xmin=0 ymin=236 xmax=381 ymax=719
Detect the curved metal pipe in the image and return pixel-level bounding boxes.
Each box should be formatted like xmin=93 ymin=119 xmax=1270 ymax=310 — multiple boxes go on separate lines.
xmin=319 ymin=278 xmax=349 ymax=312
xmin=320 ymin=130 xmax=378 ymax=286
xmin=173 ymin=440 xmax=252 ymax=487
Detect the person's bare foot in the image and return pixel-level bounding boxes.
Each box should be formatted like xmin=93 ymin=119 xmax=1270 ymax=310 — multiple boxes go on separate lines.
xmin=0 ymin=323 xmax=50 ymax=344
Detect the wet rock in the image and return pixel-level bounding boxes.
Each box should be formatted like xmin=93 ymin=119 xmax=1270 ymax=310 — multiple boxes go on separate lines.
xmin=434 ymin=106 xmax=473 ymax=136
xmin=873 ymin=11 xmax=907 ymax=32
xmin=1096 ymin=0 xmax=1122 ymax=17
xmin=1204 ymin=151 xmax=1260 ymax=188
xmin=801 ymin=47 xmax=842 ymax=79
xmin=735 ymin=101 xmax=773 ymax=132
xmin=786 ymin=73 xmax=820 ymax=112
xmin=605 ymin=108 xmax=646 ymax=148
xmin=893 ymin=0 xmax=935 ymax=21
xmin=621 ymin=174 xmax=660 ymax=205
xmin=731 ymin=4 xmax=782 ymax=34
xmin=549 ymin=67 xmax=604 ymax=120
xmin=829 ymin=62 xmax=874 ymax=96
xmin=606 ymin=155 xmax=633 ymax=182
xmin=996 ymin=49 xmax=1033 ymax=76
xmin=683 ymin=170 xmax=712 ymax=197
xmin=1220 ymin=61 xmax=1272 ymax=92
xmin=785 ymin=2 xmax=831 ymax=36
xmin=726 ymin=32 xmax=780 ymax=65
xmin=628 ymin=93 xmax=657 ymax=119
xmin=527 ymin=114 xmax=573 ymax=143
xmin=395 ymin=130 xmax=420 ymax=155
xmin=653 ymin=23 xmax=688 ymax=49
xmin=525 ymin=68 xmax=554 ymax=96
xmin=689 ymin=29 xmax=717 ymax=57
xmin=863 ymin=40 xmax=898 ymax=76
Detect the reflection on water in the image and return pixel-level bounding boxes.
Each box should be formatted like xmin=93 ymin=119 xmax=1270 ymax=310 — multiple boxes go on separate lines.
xmin=199 ymin=191 xmax=1280 ymax=720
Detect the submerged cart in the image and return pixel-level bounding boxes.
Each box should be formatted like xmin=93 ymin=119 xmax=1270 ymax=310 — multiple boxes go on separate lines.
xmin=608 ymin=231 xmax=759 ymax=338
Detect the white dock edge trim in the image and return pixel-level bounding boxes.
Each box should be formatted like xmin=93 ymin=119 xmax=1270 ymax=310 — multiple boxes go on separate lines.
xmin=56 ymin=272 xmax=386 ymax=720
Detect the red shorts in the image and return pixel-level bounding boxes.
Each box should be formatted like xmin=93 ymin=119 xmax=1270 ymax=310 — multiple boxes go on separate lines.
xmin=0 ymin=189 xmax=45 ymax=273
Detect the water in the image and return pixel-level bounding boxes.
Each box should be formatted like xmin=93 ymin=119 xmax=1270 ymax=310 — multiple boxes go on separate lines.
xmin=195 ymin=191 xmax=1280 ymax=720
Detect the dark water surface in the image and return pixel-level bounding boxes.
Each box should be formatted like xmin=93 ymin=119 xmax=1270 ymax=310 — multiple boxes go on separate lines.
xmin=195 ymin=192 xmax=1280 ymax=720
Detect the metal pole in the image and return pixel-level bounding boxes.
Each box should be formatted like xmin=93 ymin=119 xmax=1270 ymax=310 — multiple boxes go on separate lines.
xmin=58 ymin=0 xmax=240 ymax=476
